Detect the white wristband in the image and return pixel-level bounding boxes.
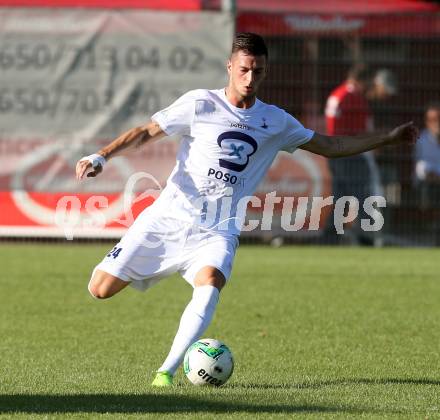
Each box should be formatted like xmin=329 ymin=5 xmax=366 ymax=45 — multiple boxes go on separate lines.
xmin=80 ymin=153 xmax=106 ymax=169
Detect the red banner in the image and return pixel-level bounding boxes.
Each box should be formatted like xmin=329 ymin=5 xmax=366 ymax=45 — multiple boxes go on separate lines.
xmin=238 ymin=12 xmax=440 ymax=38
xmin=0 ymin=0 xmax=201 ymax=9
xmin=0 ymin=148 xmax=332 ymax=238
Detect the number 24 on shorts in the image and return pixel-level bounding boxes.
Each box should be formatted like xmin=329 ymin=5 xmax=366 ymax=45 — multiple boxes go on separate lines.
xmin=107 ymin=247 xmax=122 ymax=259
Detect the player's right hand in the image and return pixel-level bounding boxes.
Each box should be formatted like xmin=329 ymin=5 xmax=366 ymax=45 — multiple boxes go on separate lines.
xmin=76 ymin=158 xmax=103 ymax=180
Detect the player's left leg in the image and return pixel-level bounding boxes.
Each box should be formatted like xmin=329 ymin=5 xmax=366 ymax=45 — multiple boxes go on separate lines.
xmin=151 ymin=266 xmax=225 ymax=387
xmin=88 ymin=269 xmax=130 ymax=299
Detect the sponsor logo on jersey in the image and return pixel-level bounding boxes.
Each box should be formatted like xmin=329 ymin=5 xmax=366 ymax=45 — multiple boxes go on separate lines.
xmin=230 ymin=121 xmax=251 ymax=130
xmin=217 ymin=131 xmax=258 ymax=172
xmin=228 ymin=143 xmax=244 ymax=159
xmin=207 ymin=168 xmax=238 ymax=184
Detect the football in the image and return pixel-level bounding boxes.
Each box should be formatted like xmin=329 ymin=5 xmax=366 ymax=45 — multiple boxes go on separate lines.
xmin=183 ymin=338 xmax=234 ymax=386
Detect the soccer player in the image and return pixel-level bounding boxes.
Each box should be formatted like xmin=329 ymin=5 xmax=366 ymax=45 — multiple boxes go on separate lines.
xmin=76 ymin=33 xmax=418 ymax=387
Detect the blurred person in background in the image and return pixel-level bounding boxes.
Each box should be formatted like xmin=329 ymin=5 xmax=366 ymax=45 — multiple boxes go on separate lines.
xmin=414 ymin=102 xmax=440 ymax=209
xmin=325 ymin=66 xmax=397 ymax=245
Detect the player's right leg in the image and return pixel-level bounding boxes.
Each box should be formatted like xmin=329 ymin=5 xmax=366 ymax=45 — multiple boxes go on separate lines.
xmin=151 ymin=232 xmax=238 ymax=387
xmin=152 ymin=266 xmax=225 ymax=386
xmin=88 ymin=269 xmax=130 ymax=299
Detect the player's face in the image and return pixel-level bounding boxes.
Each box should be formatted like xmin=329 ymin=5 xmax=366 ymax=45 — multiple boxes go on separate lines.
xmin=227 ymin=51 xmax=267 ymax=100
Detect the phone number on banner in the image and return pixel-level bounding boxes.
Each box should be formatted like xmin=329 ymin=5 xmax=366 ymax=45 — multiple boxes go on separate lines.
xmin=0 ymin=44 xmax=205 ymax=72
xmin=0 ymin=87 xmax=174 ymax=116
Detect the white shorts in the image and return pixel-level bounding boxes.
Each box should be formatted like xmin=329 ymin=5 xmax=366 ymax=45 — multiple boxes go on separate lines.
xmin=95 ymin=214 xmax=239 ymax=292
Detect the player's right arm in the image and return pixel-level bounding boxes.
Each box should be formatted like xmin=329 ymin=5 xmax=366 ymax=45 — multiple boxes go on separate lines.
xmin=76 ymin=120 xmax=166 ymax=180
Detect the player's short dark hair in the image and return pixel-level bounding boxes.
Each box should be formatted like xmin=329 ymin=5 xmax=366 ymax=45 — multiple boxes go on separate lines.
xmin=231 ymin=32 xmax=268 ymax=59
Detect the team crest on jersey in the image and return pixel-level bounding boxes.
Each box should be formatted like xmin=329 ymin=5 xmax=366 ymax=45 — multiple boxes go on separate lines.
xmin=217 ymin=131 xmax=258 ymax=172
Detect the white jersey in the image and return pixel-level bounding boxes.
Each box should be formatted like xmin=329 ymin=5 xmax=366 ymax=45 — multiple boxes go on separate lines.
xmin=149 ymin=88 xmax=314 ymax=235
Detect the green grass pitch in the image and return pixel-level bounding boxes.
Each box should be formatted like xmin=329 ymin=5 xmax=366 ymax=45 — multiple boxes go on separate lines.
xmin=1 ymin=243 xmax=440 ymax=419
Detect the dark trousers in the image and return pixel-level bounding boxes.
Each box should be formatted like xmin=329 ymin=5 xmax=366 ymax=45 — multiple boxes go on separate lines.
xmin=326 ymin=155 xmax=379 ymax=244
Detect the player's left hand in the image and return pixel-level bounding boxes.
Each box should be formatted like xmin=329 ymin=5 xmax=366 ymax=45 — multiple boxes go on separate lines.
xmin=388 ymin=121 xmax=419 ymax=146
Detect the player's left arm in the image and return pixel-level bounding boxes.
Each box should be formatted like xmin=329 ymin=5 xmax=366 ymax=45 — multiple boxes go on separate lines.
xmin=299 ymin=121 xmax=419 ymax=158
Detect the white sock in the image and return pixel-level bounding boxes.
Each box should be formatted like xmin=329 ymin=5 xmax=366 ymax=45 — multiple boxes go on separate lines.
xmin=158 ymin=285 xmax=219 ymax=375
